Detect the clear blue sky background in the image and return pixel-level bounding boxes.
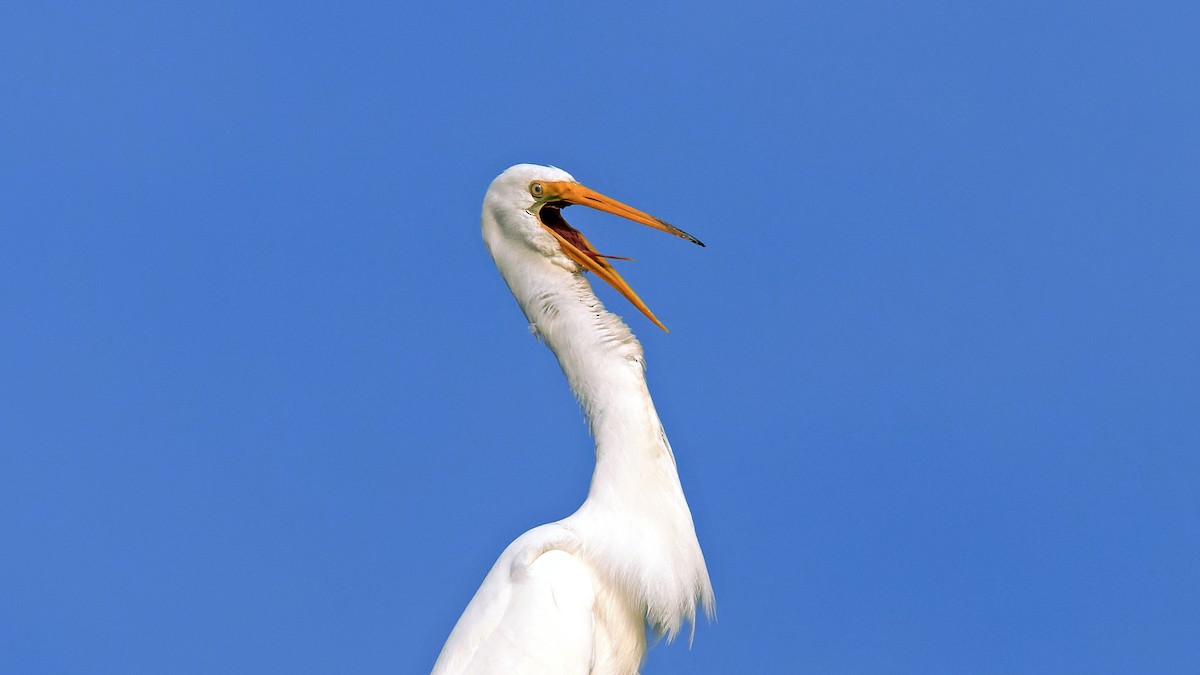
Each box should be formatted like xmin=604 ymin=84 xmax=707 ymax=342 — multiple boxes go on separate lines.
xmin=2 ymin=1 xmax=1197 ymax=673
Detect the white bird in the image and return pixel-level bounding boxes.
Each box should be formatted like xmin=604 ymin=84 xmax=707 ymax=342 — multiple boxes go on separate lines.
xmin=431 ymin=164 xmax=713 ymax=674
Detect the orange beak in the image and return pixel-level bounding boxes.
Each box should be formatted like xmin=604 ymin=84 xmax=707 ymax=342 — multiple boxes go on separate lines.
xmin=531 ymin=181 xmax=704 ymax=333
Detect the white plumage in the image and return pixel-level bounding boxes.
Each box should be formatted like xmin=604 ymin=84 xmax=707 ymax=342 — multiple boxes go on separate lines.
xmin=432 ymin=165 xmax=713 ymax=674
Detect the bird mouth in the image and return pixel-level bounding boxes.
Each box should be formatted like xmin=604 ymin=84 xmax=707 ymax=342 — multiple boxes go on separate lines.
xmin=530 ymin=182 xmax=704 ymax=333
xmin=538 ymin=204 xmax=596 ymax=258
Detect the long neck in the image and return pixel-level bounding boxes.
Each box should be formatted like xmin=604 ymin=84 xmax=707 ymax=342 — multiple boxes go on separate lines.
xmin=489 ymin=240 xmax=714 ymax=640
xmin=542 ymin=291 xmax=680 ymax=514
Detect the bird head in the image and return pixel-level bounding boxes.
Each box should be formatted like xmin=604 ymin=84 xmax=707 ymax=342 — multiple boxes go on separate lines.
xmin=483 ymin=164 xmax=704 ymax=332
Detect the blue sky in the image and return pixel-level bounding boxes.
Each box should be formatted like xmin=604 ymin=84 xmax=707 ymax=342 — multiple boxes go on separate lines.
xmin=2 ymin=1 xmax=1197 ymax=672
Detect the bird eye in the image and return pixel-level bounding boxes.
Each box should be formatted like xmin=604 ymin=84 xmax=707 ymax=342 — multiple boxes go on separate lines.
xmin=529 ymin=182 xmax=544 ymax=198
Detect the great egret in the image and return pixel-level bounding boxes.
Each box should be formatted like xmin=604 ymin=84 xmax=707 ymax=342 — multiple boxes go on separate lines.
xmin=431 ymin=164 xmax=713 ymax=674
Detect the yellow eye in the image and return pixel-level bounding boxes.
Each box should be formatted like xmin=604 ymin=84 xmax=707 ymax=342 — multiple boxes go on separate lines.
xmin=529 ymin=182 xmax=544 ymax=198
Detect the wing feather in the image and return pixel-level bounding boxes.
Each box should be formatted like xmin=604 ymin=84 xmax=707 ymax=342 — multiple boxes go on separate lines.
xmin=433 ymin=528 xmax=596 ymax=674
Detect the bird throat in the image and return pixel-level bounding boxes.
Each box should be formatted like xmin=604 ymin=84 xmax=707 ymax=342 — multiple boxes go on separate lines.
xmin=537 ymin=205 xmax=595 ymax=258
xmin=537 ymin=205 xmax=633 ymax=263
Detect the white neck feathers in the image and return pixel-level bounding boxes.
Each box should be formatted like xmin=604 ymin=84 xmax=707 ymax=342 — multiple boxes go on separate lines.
xmin=483 ymin=221 xmax=714 ymax=640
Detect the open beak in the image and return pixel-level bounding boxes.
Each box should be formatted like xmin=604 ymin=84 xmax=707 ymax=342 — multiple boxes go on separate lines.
xmin=531 ymin=180 xmax=704 ymax=333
